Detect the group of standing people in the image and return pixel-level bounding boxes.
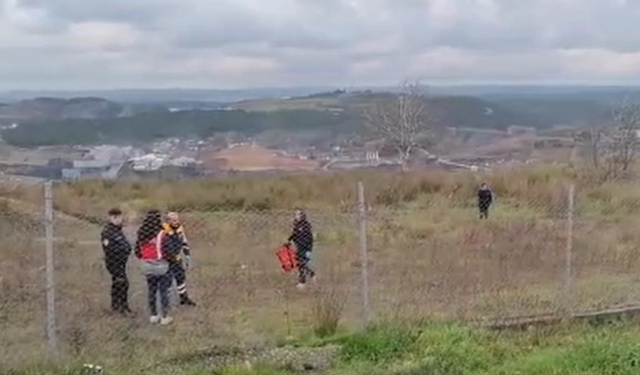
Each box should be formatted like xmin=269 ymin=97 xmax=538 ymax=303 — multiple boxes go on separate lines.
xmin=100 ymin=208 xmax=196 ymax=325
xmin=100 ymin=183 xmax=490 ymax=325
xmin=100 ymin=207 xmax=318 ymax=324
xmin=98 ymin=183 xmax=492 ymax=324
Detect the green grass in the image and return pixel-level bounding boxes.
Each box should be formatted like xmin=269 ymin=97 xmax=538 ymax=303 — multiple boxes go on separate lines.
xmin=323 ymin=321 xmax=640 ymax=375
xmin=8 ymin=320 xmax=640 ymax=375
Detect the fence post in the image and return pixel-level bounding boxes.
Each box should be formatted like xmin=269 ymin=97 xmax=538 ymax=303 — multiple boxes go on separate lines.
xmin=357 ymin=181 xmax=370 ymax=327
xmin=44 ymin=180 xmax=58 ymax=359
xmin=563 ymin=184 xmax=575 ymax=316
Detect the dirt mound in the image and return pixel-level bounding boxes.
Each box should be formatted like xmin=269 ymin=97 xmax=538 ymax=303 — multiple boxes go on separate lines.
xmin=201 ymin=145 xmax=319 ymax=171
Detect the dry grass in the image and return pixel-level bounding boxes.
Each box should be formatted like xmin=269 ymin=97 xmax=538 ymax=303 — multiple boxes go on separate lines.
xmin=2 ymin=166 xmax=640 ymax=370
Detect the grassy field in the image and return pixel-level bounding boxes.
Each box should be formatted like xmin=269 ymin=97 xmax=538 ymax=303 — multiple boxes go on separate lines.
xmin=8 ymin=320 xmax=640 ymax=375
xmin=2 ymin=166 xmax=640 ymax=372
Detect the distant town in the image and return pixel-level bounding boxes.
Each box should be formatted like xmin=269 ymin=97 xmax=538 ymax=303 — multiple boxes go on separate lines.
xmin=0 ymin=124 xmax=568 ymax=185
xmin=0 ymin=85 xmax=634 ymax=185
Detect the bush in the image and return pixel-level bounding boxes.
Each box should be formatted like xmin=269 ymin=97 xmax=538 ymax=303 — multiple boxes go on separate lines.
xmin=311 ymin=288 xmax=346 ymax=338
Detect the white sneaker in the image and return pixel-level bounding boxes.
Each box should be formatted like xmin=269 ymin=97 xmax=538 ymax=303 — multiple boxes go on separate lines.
xmin=160 ymin=316 xmax=173 ymax=325
xmin=296 ymin=283 xmax=306 ymax=290
xmin=149 ymin=315 xmax=161 ymax=324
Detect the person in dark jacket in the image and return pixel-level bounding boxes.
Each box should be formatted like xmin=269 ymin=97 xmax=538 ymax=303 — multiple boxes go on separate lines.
xmin=287 ymin=209 xmax=316 ymax=289
xmin=163 ymin=212 xmax=197 ymax=306
xmin=135 ymin=209 xmax=182 ymax=325
xmin=477 ymin=183 xmax=493 ymax=219
xmin=100 ymin=208 xmax=133 ymax=315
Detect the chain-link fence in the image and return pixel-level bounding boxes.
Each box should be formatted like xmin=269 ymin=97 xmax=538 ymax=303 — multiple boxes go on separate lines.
xmin=0 ymin=187 xmax=47 ymax=367
xmin=2 ymin=179 xmax=640 ymax=369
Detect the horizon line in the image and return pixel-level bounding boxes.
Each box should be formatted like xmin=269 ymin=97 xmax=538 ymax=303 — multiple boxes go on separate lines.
xmin=4 ymin=83 xmax=640 ymax=92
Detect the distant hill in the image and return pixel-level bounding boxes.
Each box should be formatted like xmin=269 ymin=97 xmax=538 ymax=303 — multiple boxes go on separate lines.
xmin=426 ymin=96 xmax=544 ymax=129
xmin=2 ymin=85 xmax=639 ymax=103
xmin=0 ymin=90 xmax=628 ymax=147
xmin=488 ymin=98 xmax=612 ymax=127
xmin=232 ymin=91 xmax=624 ymax=129
xmin=0 ymin=94 xmax=541 ymax=147
xmin=231 ymin=93 xmax=546 ymax=129
xmin=0 ymin=108 xmax=360 ymax=146
xmin=0 ymin=97 xmax=167 ymax=122
xmin=0 ymin=88 xmax=334 ymax=104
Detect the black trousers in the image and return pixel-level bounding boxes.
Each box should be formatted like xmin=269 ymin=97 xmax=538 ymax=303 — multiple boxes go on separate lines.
xmin=296 ymin=250 xmax=315 ymax=284
xmin=479 ymin=205 xmax=490 ymax=219
xmin=169 ymin=260 xmax=187 ymax=295
xmin=105 ymin=260 xmax=129 ymax=311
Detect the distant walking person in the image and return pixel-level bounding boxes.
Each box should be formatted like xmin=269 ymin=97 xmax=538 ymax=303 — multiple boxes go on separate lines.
xmin=287 ymin=209 xmax=316 ymax=289
xmin=135 ymin=209 xmax=181 ymax=325
xmin=477 ymin=183 xmax=493 ymax=219
xmin=101 ymin=208 xmax=133 ymax=315
xmin=163 ymin=212 xmax=197 ymax=306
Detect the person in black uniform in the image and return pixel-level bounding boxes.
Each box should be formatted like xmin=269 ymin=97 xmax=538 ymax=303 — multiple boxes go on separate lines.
xmin=101 ymin=208 xmax=133 ymax=315
xmin=287 ymin=209 xmax=316 ymax=289
xmin=477 ymin=183 xmax=493 ymax=219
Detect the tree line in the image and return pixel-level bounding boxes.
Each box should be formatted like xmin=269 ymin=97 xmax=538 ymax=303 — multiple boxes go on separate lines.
xmin=1 ymin=109 xmax=362 ymax=146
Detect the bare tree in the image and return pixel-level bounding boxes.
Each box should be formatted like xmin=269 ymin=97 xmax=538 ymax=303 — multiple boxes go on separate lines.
xmin=574 ymin=98 xmax=640 ymax=182
xmin=572 ymin=128 xmax=603 ymax=172
xmin=608 ymin=98 xmax=640 ymax=173
xmin=362 ymin=80 xmax=439 ymax=169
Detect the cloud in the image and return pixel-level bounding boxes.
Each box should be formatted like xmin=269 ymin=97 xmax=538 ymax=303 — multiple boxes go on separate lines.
xmin=0 ymin=0 xmax=639 ymax=89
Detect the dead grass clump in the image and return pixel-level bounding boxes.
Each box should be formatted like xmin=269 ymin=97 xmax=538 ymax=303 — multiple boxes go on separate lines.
xmin=312 ymin=287 xmax=347 ymax=338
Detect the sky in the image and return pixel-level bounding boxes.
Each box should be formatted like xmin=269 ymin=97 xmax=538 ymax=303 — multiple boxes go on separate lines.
xmin=0 ymin=0 xmax=639 ymax=90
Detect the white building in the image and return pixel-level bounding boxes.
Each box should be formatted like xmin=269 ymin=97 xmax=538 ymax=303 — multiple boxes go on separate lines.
xmin=129 ymin=154 xmax=166 ymax=171
xmin=168 ymin=156 xmax=198 ymax=167
xmin=365 ymin=150 xmax=380 ymax=163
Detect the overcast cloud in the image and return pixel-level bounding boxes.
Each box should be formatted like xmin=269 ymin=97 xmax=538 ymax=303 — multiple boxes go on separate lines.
xmin=0 ymin=0 xmax=639 ymax=89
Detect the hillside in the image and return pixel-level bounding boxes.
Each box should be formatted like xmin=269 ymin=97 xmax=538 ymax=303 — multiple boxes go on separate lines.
xmin=0 ymin=87 xmax=332 ymax=103
xmin=0 ymin=108 xmax=360 ymax=146
xmin=0 ymin=91 xmax=623 ymax=147
xmin=2 ymin=85 xmax=638 ymax=103
xmin=490 ymin=97 xmax=612 ymax=127
xmin=229 ymin=92 xmax=609 ymax=129
xmin=428 ymin=95 xmax=544 ymax=129
xmin=0 ymin=97 xmax=167 ymax=122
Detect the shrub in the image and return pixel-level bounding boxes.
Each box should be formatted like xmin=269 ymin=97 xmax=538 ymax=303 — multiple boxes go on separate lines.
xmin=311 ymin=287 xmax=347 ymax=338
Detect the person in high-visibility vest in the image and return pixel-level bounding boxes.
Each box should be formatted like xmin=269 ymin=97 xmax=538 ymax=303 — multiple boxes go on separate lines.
xmin=163 ymin=212 xmax=197 ymax=306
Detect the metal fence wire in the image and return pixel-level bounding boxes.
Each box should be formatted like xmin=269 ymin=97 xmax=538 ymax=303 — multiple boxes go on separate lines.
xmin=2 ymin=179 xmax=640 ymax=367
